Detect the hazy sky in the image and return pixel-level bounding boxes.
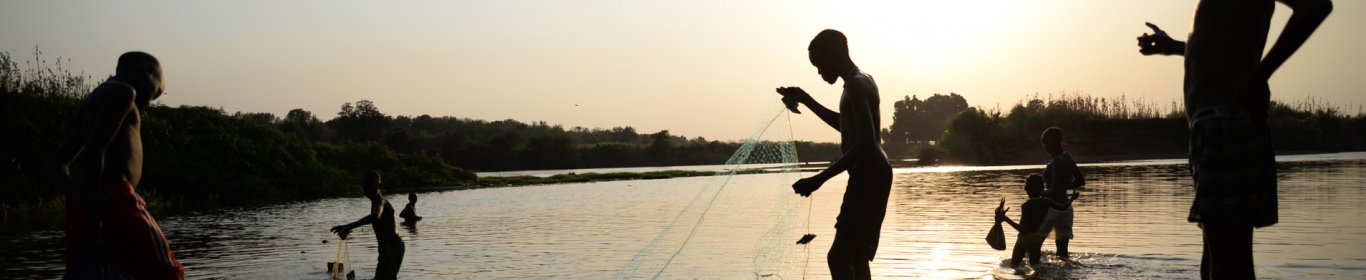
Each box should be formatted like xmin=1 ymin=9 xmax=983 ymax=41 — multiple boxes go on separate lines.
xmin=3 ymin=0 xmax=1363 ymax=142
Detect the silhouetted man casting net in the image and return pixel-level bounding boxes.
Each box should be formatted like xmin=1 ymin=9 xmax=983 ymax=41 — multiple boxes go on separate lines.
xmin=778 ymin=29 xmax=893 ymax=280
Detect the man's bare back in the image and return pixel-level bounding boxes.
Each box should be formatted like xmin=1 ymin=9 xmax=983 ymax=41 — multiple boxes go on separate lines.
xmin=49 ymin=52 xmax=163 ymax=195
xmin=46 ymin=51 xmax=183 ymax=279
xmin=65 ymin=80 xmax=145 ymax=186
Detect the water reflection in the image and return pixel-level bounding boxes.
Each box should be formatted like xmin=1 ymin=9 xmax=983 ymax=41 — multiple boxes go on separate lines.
xmin=401 ymin=221 xmax=418 ymax=235
xmin=2 ymin=156 xmax=1365 ymax=279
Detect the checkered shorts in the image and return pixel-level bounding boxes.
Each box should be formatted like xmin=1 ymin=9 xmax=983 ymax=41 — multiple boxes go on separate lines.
xmin=1187 ymin=107 xmax=1278 ymax=227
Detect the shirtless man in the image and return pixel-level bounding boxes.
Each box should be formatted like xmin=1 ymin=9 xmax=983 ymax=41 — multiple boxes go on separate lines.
xmin=332 ymin=171 xmax=405 ymax=280
xmin=1138 ymin=0 xmax=1332 ymax=278
xmin=778 ymin=29 xmax=893 ymax=280
xmin=47 ymin=51 xmax=184 ymax=279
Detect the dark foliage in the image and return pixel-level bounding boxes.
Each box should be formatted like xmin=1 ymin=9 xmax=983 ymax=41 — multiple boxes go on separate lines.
xmin=1 ymin=49 xmax=840 ymax=221
xmin=931 ymin=93 xmax=1366 ymax=165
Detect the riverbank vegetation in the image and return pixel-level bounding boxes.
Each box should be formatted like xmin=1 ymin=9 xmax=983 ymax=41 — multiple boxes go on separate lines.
xmin=7 ymin=47 xmax=1363 ymax=226
xmin=885 ymin=92 xmax=1366 ymax=165
xmin=0 ymin=49 xmax=839 ymax=226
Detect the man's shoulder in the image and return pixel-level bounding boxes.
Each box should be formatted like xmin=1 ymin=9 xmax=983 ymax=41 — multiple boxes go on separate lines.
xmin=842 ymin=75 xmax=878 ymax=103
xmin=86 ymin=80 xmax=137 ymax=105
xmin=844 ymin=72 xmax=876 ymax=90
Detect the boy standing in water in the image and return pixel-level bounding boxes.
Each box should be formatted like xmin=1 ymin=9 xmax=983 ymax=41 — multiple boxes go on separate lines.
xmin=1038 ymin=127 xmax=1084 ymax=260
xmin=778 ymin=29 xmax=893 ymax=280
xmin=47 ymin=51 xmax=185 ymax=279
xmin=399 ymin=192 xmax=422 ymax=223
xmin=998 ymin=174 xmax=1078 ymax=267
xmin=1138 ymin=0 xmax=1332 ymax=278
xmin=332 ymin=171 xmax=405 ymax=280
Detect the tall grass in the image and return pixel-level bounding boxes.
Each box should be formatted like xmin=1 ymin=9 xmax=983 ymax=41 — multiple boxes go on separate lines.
xmin=1015 ymin=91 xmax=1363 ymax=120
xmin=932 ymin=91 xmax=1366 ymax=165
xmin=1013 ymin=91 xmax=1184 ymax=120
xmin=0 ymin=46 xmax=94 ymax=99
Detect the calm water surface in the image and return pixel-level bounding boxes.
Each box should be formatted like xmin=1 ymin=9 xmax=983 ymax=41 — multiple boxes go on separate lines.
xmin=4 ymin=153 xmax=1366 ymax=279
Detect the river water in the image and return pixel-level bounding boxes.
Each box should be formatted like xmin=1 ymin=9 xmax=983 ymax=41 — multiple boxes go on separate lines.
xmin=4 ymin=153 xmax=1366 ymax=279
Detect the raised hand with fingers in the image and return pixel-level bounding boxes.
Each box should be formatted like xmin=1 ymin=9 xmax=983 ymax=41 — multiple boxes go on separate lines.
xmin=1138 ymin=22 xmax=1185 ymax=56
xmin=994 ymin=198 xmax=1010 ymax=222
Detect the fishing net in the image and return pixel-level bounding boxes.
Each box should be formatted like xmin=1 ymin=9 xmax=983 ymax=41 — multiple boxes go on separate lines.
xmin=329 ymin=238 xmax=351 ymax=280
xmin=617 ymin=104 xmax=811 ymax=279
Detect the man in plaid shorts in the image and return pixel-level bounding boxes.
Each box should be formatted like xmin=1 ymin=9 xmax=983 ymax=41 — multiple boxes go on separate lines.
xmin=1137 ymin=0 xmax=1332 ymax=278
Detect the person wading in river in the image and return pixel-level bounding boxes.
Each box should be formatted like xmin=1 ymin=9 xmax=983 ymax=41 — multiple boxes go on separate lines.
xmin=47 ymin=51 xmax=185 ymax=279
xmin=778 ymin=29 xmax=893 ymax=280
xmin=1137 ymin=0 xmax=1332 ymax=278
xmin=331 ymin=171 xmax=405 ymax=280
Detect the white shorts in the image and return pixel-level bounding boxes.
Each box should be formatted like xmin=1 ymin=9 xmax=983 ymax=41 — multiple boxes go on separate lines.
xmin=1039 ymin=206 xmax=1074 ymax=240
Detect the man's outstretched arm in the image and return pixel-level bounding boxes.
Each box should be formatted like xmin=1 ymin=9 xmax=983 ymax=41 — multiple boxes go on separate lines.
xmin=792 ymin=86 xmax=879 ymax=195
xmin=1256 ymin=0 xmax=1333 ymax=82
xmin=332 ymin=199 xmax=384 ymax=238
xmin=778 ymin=87 xmax=840 ymax=131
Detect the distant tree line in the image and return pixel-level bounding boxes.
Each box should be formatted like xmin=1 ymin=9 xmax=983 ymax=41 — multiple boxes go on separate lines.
xmin=918 ymin=92 xmax=1366 ymax=165
xmin=0 ymin=50 xmax=840 ymax=218
xmin=11 ymin=47 xmax=1359 ymax=219
xmin=265 ymin=100 xmax=841 ymax=172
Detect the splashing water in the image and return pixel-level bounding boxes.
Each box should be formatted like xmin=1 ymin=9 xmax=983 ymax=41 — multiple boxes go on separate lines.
xmin=617 ymin=105 xmax=810 ymax=279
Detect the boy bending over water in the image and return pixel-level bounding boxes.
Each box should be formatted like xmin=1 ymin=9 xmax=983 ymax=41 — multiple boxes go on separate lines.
xmin=331 ymin=171 xmax=404 ymax=280
xmin=778 ymin=29 xmax=893 ymax=280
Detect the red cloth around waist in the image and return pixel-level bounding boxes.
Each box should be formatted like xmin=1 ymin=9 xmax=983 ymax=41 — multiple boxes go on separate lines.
xmin=66 ymin=181 xmax=185 ymax=280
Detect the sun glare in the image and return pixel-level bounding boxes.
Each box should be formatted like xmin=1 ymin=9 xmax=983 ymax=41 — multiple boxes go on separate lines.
xmin=826 ymin=1 xmax=1034 ymax=67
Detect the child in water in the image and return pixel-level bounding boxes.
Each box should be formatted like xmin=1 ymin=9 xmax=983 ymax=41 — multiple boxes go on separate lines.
xmin=331 ymin=171 xmax=404 ymax=280
xmin=399 ymin=192 xmax=422 ymax=222
xmin=997 ymin=174 xmax=1078 ymax=267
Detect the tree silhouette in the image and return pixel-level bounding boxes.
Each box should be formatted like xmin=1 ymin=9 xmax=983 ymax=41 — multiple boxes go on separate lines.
xmin=887 ymin=93 xmax=969 ymax=145
xmin=329 ymin=99 xmax=391 ymax=143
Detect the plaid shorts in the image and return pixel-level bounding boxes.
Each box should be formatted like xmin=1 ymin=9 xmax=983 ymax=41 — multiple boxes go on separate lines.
xmin=1187 ymin=107 xmax=1278 ymax=227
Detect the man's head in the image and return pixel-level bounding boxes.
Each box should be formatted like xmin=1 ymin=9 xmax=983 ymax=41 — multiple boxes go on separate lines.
xmin=362 ymin=170 xmax=383 ymax=198
xmin=115 ymin=51 xmax=164 ymax=108
xmin=1025 ymin=174 xmax=1045 ymax=197
xmin=1040 ymin=127 xmax=1063 ymax=156
xmin=808 ymin=29 xmax=852 ymax=84
xmin=408 ymin=192 xmax=417 ymax=203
